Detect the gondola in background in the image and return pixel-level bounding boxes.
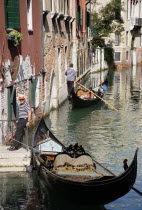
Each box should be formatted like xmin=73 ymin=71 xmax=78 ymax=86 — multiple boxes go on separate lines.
xmin=69 ymin=79 xmax=108 ymax=109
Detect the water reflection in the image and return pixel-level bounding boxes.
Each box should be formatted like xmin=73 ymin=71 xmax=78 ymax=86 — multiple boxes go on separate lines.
xmin=0 ymin=172 xmax=41 ymax=210
xmin=47 ymin=68 xmax=142 ymax=209
xmin=1 ymin=69 xmax=142 ymax=209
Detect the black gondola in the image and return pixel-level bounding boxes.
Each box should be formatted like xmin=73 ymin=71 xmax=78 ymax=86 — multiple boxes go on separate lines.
xmin=70 ymin=80 xmax=108 ymax=108
xmin=32 ymin=118 xmax=138 ymax=205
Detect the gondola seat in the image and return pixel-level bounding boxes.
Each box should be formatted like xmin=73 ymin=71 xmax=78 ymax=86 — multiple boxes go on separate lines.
xmin=52 ymin=154 xmax=104 ymax=178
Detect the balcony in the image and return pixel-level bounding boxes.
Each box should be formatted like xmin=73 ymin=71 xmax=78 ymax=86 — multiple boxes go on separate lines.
xmin=131 ymin=18 xmax=142 ymax=27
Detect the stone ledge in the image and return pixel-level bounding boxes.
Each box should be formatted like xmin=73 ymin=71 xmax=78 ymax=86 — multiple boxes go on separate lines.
xmin=0 ymin=146 xmax=31 ymax=159
xmin=0 ymin=167 xmax=28 ymax=172
xmin=0 ymin=159 xmax=31 ymax=167
xmin=0 ymin=145 xmax=32 ymax=171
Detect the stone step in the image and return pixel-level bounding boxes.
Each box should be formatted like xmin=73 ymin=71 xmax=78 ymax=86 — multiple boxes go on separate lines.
xmin=0 ymin=158 xmax=31 ymax=167
xmin=0 ymin=147 xmax=31 ymax=159
xmin=0 ymin=145 xmax=32 ymax=171
xmin=0 ymin=167 xmax=30 ymax=172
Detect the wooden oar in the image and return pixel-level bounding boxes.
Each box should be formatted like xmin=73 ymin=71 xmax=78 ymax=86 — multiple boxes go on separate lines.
xmin=93 ymin=159 xmax=142 ymax=196
xmin=93 ymin=159 xmax=115 ymax=176
xmin=75 ymin=81 xmax=118 ymax=111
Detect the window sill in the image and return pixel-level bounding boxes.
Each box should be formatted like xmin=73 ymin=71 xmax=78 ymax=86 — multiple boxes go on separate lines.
xmin=6 ymin=28 xmax=14 ymax=32
xmin=28 ymin=28 xmax=33 ymax=32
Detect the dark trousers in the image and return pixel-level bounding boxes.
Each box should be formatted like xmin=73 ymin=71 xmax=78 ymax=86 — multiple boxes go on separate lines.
xmin=13 ymin=118 xmax=27 ymax=149
xmin=67 ymin=81 xmax=74 ymax=95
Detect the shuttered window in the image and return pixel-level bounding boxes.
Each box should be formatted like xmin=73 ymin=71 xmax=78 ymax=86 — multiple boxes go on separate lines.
xmin=76 ymin=5 xmax=82 ymax=26
xmin=114 ymin=52 xmax=121 ymax=61
xmin=86 ymin=11 xmax=91 ymax=27
xmin=5 ymin=0 xmax=20 ymax=28
xmin=7 ymin=86 xmax=16 ymax=121
xmin=30 ymin=77 xmax=38 ymax=108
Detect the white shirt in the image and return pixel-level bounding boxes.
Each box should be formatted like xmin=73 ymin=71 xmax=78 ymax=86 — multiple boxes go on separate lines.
xmin=65 ymin=68 xmax=76 ymax=81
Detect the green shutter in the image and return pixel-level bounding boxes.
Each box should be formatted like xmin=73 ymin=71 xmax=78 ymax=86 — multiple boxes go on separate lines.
xmin=80 ymin=8 xmax=83 ymax=26
xmin=5 ymin=0 xmax=20 ymax=28
xmin=76 ymin=5 xmax=80 ymax=26
xmin=7 ymin=86 xmax=16 ymax=121
xmin=86 ymin=12 xmax=91 ymax=27
xmin=30 ymin=77 xmax=38 ymax=108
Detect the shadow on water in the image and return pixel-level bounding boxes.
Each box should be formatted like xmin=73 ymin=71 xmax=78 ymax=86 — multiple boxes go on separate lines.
xmin=33 ymin=172 xmax=107 ymax=210
xmin=0 ymin=171 xmax=106 ymax=210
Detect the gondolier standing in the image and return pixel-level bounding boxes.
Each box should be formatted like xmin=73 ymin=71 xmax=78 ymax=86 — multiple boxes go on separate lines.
xmin=8 ymin=95 xmax=31 ymax=151
xmin=65 ymin=63 xmax=76 ymax=97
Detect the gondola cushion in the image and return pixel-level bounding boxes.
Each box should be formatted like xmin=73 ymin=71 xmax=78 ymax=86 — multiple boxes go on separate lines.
xmin=53 ymin=154 xmax=97 ymax=173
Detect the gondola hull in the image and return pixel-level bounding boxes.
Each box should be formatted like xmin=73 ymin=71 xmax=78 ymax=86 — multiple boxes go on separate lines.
xmin=70 ymin=82 xmax=108 ymax=108
xmin=33 ymin=118 xmax=138 ymax=205
xmin=70 ymin=94 xmax=103 ymax=108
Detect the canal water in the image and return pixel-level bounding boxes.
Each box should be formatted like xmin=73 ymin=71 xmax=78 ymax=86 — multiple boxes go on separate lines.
xmin=0 ymin=67 xmax=142 ymax=209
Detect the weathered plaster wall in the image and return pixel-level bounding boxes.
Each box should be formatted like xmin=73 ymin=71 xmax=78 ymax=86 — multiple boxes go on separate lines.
xmin=43 ymin=14 xmax=72 ymax=110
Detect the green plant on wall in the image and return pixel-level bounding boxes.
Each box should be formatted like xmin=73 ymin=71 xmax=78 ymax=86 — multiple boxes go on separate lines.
xmin=7 ymin=30 xmax=23 ymax=46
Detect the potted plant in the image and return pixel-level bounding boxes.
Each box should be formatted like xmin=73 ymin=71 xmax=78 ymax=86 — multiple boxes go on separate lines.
xmin=7 ymin=30 xmax=23 ymax=46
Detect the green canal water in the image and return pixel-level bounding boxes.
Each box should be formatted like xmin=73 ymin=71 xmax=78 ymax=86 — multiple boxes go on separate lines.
xmin=0 ymin=68 xmax=142 ymax=209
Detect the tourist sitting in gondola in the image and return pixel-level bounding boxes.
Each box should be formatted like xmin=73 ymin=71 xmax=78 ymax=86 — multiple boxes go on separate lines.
xmin=101 ymin=79 xmax=108 ymax=91
xmin=76 ymin=88 xmax=96 ymax=99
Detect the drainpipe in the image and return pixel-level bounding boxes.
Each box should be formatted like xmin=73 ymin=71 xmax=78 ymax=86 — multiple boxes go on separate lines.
xmin=0 ymin=78 xmax=3 ymax=144
xmin=40 ymin=0 xmax=44 ymax=73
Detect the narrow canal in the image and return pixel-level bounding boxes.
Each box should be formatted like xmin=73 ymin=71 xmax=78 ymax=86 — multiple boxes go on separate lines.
xmin=0 ymin=67 xmax=142 ymax=209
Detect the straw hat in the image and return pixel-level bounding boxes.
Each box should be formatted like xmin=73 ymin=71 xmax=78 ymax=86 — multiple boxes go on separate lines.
xmin=18 ymin=95 xmax=25 ymax=100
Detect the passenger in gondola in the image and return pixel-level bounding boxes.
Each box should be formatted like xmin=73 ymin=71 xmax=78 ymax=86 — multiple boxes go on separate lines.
xmin=97 ymin=88 xmax=102 ymax=97
xmin=101 ymin=79 xmax=108 ymax=91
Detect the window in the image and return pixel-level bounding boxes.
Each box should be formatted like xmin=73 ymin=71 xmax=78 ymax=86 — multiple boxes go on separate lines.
xmin=95 ymin=49 xmax=99 ymax=63
xmin=51 ymin=0 xmax=54 ymax=12
xmin=140 ymin=33 xmax=142 ymax=46
xmin=64 ymin=0 xmax=68 ymax=15
xmin=115 ymin=33 xmax=120 ymax=46
xmin=86 ymin=11 xmax=91 ymax=27
xmin=64 ymin=46 xmax=67 ymax=75
xmin=27 ymin=0 xmax=33 ymax=31
xmin=126 ymin=31 xmax=129 ymax=46
xmin=92 ymin=52 xmax=95 ymax=63
xmin=127 ymin=0 xmax=131 ymax=19
xmin=140 ymin=1 xmax=142 ymax=18
xmin=114 ymin=52 xmax=121 ymax=61
xmin=7 ymin=86 xmax=16 ymax=121
xmin=5 ymin=0 xmax=20 ymax=28
xmin=54 ymin=0 xmax=59 ymax=13
xmin=59 ymin=0 xmax=62 ymax=13
xmin=58 ymin=48 xmax=62 ymax=87
xmin=126 ymin=51 xmax=128 ymax=61
xmin=130 ymin=1 xmax=132 ymax=17
xmin=30 ymin=77 xmax=38 ymax=108
xmin=76 ymin=1 xmax=82 ymax=26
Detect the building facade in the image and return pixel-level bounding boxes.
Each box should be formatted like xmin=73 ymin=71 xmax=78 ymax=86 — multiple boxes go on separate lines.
xmin=42 ymin=0 xmax=92 ymax=112
xmin=0 ymin=0 xmax=92 ymax=144
xmin=111 ymin=0 xmax=142 ymax=69
xmin=0 ymin=0 xmax=43 ymax=143
xmin=92 ymin=0 xmax=142 ymax=69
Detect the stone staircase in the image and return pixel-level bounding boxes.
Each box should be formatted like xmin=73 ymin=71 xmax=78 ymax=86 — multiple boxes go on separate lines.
xmin=0 ymin=145 xmax=32 ymax=172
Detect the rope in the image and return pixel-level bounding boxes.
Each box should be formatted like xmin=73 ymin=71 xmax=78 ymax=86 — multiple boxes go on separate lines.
xmin=11 ymin=139 xmax=38 ymax=152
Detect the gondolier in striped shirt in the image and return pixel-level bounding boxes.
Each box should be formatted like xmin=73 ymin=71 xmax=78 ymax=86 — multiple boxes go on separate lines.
xmin=8 ymin=95 xmax=31 ymax=151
